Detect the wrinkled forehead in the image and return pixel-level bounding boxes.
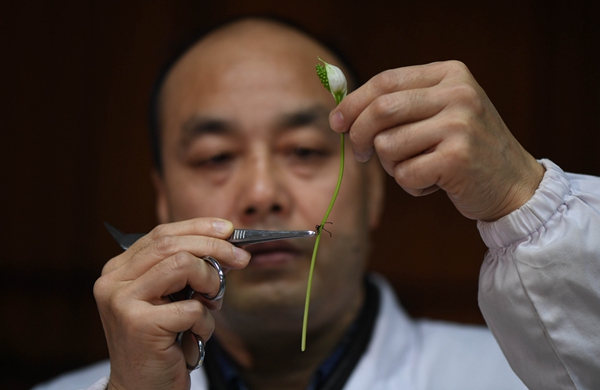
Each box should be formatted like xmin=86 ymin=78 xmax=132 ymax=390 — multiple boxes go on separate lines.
xmin=160 ymin=19 xmax=343 ymax=109
xmin=154 ymin=20 xmax=348 ymax=152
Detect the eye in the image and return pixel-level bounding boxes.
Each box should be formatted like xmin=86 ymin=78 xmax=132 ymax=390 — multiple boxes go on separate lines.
xmin=208 ymin=153 xmax=232 ymax=164
xmin=191 ymin=152 xmax=233 ymax=168
xmin=293 ymin=147 xmax=327 ymax=160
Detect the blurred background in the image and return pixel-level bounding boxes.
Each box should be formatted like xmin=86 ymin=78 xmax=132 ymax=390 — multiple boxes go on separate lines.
xmin=1 ymin=0 xmax=599 ymax=388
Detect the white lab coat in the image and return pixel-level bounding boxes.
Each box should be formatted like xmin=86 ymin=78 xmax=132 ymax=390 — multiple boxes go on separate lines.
xmin=478 ymin=159 xmax=600 ymax=388
xmin=32 ymin=275 xmax=526 ymax=390
xmin=33 ymin=159 xmax=600 ymax=390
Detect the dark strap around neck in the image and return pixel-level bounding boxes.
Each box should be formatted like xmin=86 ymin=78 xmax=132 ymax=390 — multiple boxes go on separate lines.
xmin=316 ymin=277 xmax=380 ymax=390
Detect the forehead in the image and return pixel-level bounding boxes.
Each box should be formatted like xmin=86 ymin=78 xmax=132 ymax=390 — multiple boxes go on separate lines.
xmin=160 ymin=21 xmax=339 ymax=129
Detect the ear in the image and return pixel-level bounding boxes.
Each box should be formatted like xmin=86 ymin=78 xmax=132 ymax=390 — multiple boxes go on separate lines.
xmin=366 ymin=158 xmax=385 ymax=229
xmin=152 ymin=169 xmax=170 ymax=224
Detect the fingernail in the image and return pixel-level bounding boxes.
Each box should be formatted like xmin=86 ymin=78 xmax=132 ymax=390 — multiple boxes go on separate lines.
xmin=233 ymin=246 xmax=250 ymax=261
xmin=330 ymin=111 xmax=344 ymax=131
xmin=354 ymin=148 xmax=374 ymax=162
xmin=212 ymin=220 xmax=231 ymax=234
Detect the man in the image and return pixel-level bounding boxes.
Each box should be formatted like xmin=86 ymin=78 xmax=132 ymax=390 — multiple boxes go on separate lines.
xmin=34 ymin=17 xmax=600 ymax=390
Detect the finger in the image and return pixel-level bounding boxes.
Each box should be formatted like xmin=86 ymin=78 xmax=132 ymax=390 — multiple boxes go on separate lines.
xmin=350 ymin=87 xmax=446 ymax=162
xmin=373 ymin=113 xmax=459 ymax=176
xmin=129 ymin=252 xmax=224 ymax=305
xmin=98 ymin=294 xmax=214 ymax=346
xmin=391 ymin=137 xmax=479 ymax=199
xmin=391 ymin=151 xmax=444 ymax=196
xmin=156 ymin=299 xmax=215 ymax=343
xmin=147 ymin=218 xmax=235 ymax=242
xmin=103 ymin=218 xmax=235 ymax=274
xmin=119 ymin=235 xmax=248 ymax=283
xmin=330 ymin=61 xmax=452 ymax=134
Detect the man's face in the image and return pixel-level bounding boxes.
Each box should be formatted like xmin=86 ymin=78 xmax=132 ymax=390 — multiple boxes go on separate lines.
xmin=155 ymin=22 xmax=382 ymax=333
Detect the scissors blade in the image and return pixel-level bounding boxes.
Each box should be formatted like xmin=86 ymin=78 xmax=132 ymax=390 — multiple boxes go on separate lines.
xmin=104 ymin=222 xmax=145 ymax=250
xmin=227 ymin=229 xmax=317 ymax=246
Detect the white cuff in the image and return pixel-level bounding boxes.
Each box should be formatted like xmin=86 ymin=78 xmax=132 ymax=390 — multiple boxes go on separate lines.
xmin=477 ymin=159 xmax=570 ymax=249
xmin=83 ymin=376 xmax=109 ymax=390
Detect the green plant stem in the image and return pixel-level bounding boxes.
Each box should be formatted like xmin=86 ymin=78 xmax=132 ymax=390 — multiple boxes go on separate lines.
xmin=301 ymin=132 xmax=345 ymax=351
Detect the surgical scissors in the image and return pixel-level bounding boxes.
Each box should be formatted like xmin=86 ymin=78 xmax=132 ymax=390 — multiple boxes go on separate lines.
xmin=104 ymin=223 xmax=317 ymax=369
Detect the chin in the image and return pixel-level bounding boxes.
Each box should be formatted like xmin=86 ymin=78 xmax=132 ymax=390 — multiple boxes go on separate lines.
xmin=222 ymin=266 xmax=312 ymax=317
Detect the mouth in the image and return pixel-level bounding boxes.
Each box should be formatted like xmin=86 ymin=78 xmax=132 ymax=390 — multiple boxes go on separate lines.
xmin=245 ymin=241 xmax=305 ymax=267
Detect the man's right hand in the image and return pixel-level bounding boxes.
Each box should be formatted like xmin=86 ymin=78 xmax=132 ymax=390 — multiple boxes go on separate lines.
xmin=93 ymin=218 xmax=250 ymax=390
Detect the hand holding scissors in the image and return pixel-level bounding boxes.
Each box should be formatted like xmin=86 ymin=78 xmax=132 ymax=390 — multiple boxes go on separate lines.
xmin=101 ymin=221 xmax=316 ymax=374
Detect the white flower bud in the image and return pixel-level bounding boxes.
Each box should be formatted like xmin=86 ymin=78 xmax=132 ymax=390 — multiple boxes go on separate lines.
xmin=316 ymin=58 xmax=347 ymax=104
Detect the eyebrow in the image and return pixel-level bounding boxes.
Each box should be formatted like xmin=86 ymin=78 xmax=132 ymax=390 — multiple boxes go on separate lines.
xmin=178 ymin=104 xmax=332 ymax=151
xmin=182 ymin=116 xmax=231 ymax=137
xmin=275 ymin=104 xmax=331 ymax=130
xmin=179 ymin=116 xmax=232 ymax=151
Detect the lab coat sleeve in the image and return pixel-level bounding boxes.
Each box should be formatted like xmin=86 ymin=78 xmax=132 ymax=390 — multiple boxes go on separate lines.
xmin=83 ymin=377 xmax=109 ymax=390
xmin=477 ymin=159 xmax=600 ymax=390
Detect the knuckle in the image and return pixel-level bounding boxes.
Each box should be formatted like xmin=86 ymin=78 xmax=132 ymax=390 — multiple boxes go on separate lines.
xmin=373 ymin=133 xmax=387 ymax=151
xmin=153 ymin=235 xmax=179 ymax=256
xmin=371 ymin=94 xmax=397 ymax=118
xmin=99 ymin=262 xmax=112 ymax=277
xmin=373 ymin=131 xmax=396 ymax=157
xmin=452 ymin=83 xmax=479 ymax=102
xmin=100 ymin=253 xmax=124 ymax=276
xmin=101 ymin=289 xmax=132 ymax=322
xmin=205 ymin=315 xmax=216 ymax=338
xmin=392 ymin=164 xmax=408 ymax=186
xmin=194 ymin=306 xmax=215 ymax=339
xmin=150 ymin=223 xmax=169 ymax=240
xmin=348 ymin=126 xmax=363 ymax=146
xmin=204 ymin=235 xmax=218 ymax=251
xmin=183 ymin=299 xmax=204 ymax=316
xmin=170 ymin=301 xmax=188 ymax=319
xmin=168 ymin=251 xmax=194 ymax=273
xmin=445 ymin=60 xmax=469 ymax=74
xmin=448 ymin=84 xmax=484 ymax=114
xmin=444 ymin=137 xmax=474 ymax=167
xmin=204 ymin=237 xmax=223 ymax=257
xmin=93 ymin=276 xmax=110 ymax=302
xmin=444 ymin=112 xmax=471 ymax=135
xmin=371 ymin=69 xmax=399 ymax=92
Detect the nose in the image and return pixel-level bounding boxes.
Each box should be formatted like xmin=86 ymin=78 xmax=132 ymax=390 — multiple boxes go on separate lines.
xmin=237 ymin=151 xmax=290 ymax=225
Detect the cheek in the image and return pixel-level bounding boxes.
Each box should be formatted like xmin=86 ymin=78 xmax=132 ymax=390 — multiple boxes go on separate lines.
xmin=290 ymin=169 xmax=346 ymax=228
xmin=326 ymin=163 xmax=370 ymax=228
xmin=294 ymin=190 xmax=327 ymax=227
xmin=164 ymin=174 xmax=235 ymax=221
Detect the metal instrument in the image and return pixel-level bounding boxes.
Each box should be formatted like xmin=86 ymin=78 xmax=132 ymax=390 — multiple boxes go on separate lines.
xmin=104 ymin=222 xmax=316 ymax=370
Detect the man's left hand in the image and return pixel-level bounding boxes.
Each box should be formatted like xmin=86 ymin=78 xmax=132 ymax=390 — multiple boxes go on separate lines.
xmin=330 ymin=60 xmax=545 ymax=221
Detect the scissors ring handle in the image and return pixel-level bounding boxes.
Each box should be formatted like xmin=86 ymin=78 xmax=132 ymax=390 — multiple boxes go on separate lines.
xmin=176 ymin=331 xmax=205 ymax=370
xmin=199 ymin=256 xmax=226 ymax=301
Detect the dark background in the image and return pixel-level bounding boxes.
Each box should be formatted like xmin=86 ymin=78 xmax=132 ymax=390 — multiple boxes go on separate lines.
xmin=1 ymin=1 xmax=599 ymax=389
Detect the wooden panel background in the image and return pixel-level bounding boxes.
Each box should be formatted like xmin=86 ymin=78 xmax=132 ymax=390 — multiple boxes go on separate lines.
xmin=1 ymin=1 xmax=599 ymax=388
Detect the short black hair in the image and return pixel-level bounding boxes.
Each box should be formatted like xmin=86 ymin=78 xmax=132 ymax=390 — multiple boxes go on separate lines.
xmin=148 ymin=15 xmax=357 ymax=174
